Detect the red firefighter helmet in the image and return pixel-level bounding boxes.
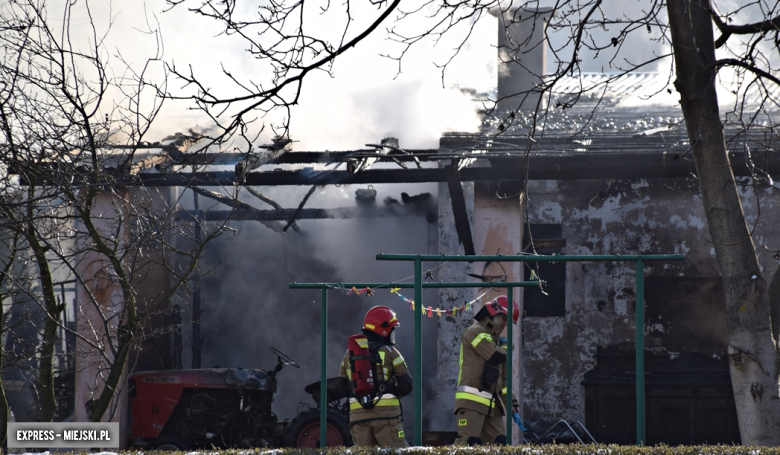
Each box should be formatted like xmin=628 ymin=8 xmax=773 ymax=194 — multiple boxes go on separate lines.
xmin=487 ymin=295 xmax=520 ymax=324
xmin=363 ymin=305 xmax=400 ymax=337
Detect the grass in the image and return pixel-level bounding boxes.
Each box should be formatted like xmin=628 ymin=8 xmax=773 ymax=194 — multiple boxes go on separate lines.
xmin=92 ymin=445 xmax=780 ymax=455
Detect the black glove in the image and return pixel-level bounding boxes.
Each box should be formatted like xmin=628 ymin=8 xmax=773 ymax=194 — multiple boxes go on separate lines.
xmin=486 ymin=351 xmax=507 ymax=366
xmin=481 ymin=362 xmax=500 ymax=390
xmin=395 ymin=374 xmax=413 ymax=397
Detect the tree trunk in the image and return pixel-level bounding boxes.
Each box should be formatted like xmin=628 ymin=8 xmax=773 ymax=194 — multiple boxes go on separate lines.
xmin=667 ymin=0 xmax=780 ymax=444
xmin=24 ymin=201 xmax=63 ymax=423
xmin=77 ymin=195 xmax=138 ymax=423
xmin=0 ymin=304 xmax=9 ymax=447
xmin=770 ymin=265 xmax=780 ymax=348
xmin=88 ymin=326 xmax=135 ymax=422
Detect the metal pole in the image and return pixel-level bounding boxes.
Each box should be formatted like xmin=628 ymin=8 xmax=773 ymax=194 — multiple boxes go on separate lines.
xmin=173 ymin=305 xmax=182 ymax=369
xmin=320 ymin=288 xmax=328 ymax=448
xmin=635 ymin=259 xmax=645 ymax=445
xmin=373 ymin=253 xmax=685 ymax=447
xmin=416 ymin=282 xmax=540 ymax=288
xmin=192 ymin=192 xmax=202 ymax=368
xmin=414 ymin=258 xmax=422 ymax=446
xmin=377 ymin=254 xmax=684 ymax=262
xmin=290 ymin=280 xmax=539 ymax=448
xmin=294 ymin=253 xmax=686 ymax=447
xmin=290 ymin=281 xmax=541 ymax=289
xmin=505 ymin=286 xmax=513 ymax=445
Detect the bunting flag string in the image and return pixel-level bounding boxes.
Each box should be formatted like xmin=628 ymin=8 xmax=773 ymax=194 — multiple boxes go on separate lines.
xmin=342 ymin=285 xmax=490 ymax=319
xmin=347 ymin=286 xmax=375 ymax=296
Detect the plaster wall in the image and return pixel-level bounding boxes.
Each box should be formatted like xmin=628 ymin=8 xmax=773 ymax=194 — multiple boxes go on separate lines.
xmin=74 ymin=191 xmax=127 ymax=438
xmin=130 ymin=187 xmax=178 ymax=373
xmin=472 ymin=183 xmax=525 ymax=444
xmin=435 ymin=164 xmax=475 ymax=431
xmin=521 ymin=177 xmax=780 ymax=422
xmin=74 ymin=188 xmax=175 ymax=447
xmin=434 ymin=160 xmax=526 ymax=439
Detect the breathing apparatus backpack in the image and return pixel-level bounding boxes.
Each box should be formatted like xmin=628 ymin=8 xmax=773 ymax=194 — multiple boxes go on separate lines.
xmin=347 ymin=334 xmax=386 ymax=409
xmin=348 ymin=334 xmax=376 ymax=396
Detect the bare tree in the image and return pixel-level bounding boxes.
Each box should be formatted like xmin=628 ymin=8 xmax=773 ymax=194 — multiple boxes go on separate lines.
xmin=0 ymin=0 xmax=231 ymax=425
xmin=0 ymin=227 xmax=34 ymax=445
xmin=164 ymin=0 xmax=780 ymax=444
xmin=666 ymin=0 xmax=780 ymax=444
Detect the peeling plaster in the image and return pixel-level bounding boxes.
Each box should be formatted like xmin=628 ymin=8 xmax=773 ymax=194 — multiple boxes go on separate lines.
xmin=437 ymin=175 xmax=780 ymax=425
xmin=518 ymin=177 xmax=780 ymax=422
xmin=647 ymin=323 xmax=666 ymax=333
xmin=536 ymin=201 xmax=562 ymax=223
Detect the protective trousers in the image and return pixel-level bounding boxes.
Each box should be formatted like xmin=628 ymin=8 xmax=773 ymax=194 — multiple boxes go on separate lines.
xmin=350 ymin=417 xmax=408 ymax=448
xmin=455 ymin=408 xmax=505 ymax=445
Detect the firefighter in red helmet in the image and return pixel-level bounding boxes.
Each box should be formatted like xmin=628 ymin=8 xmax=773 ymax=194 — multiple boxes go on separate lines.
xmin=338 ymin=306 xmax=412 ymax=447
xmin=454 ymin=295 xmax=519 ymax=445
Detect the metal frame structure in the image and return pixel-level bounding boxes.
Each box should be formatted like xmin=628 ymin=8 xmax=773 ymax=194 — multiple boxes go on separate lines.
xmin=375 ymin=254 xmax=685 ymax=446
xmin=289 ymin=252 xmax=684 ymax=447
xmin=288 ymin=280 xmax=541 ymax=448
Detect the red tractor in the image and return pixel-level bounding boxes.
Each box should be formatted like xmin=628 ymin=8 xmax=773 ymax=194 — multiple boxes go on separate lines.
xmin=128 ymin=348 xmax=352 ymax=450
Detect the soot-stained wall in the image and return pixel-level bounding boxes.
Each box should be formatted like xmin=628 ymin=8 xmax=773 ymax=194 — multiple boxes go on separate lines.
xmin=521 ymin=177 xmax=780 ymax=422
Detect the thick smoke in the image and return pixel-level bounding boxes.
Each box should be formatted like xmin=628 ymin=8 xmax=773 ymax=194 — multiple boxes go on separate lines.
xmin=187 ymin=181 xmax=440 ymax=435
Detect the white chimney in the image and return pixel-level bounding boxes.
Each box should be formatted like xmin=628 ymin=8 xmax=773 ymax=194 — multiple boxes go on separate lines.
xmin=496 ymin=7 xmax=552 ymax=113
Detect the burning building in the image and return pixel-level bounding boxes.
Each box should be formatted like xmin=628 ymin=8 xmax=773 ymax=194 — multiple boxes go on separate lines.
xmin=13 ymin=4 xmax=778 ymax=449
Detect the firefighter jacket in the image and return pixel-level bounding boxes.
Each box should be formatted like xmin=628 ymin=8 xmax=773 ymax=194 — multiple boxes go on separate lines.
xmin=454 ymin=319 xmax=508 ymax=416
xmin=340 ymin=343 xmax=411 ymax=423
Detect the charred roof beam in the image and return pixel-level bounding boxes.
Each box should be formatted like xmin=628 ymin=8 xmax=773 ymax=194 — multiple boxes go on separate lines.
xmin=186 ymin=203 xmax=436 ymax=222
xmin=190 ymin=186 xmax=292 ymax=234
xmin=347 ymin=137 xmax=422 ymax=174
xmin=444 ymin=164 xmax=476 ymax=256
xmin=135 ymin=166 xmax=522 ymax=186
xmin=127 ymin=132 xmax=205 ymax=173
xmin=19 ymin=148 xmax=780 ymax=186
xmin=235 ymin=137 xmax=292 ymax=183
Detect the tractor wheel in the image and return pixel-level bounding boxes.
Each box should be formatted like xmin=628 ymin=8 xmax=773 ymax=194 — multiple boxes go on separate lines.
xmin=149 ymin=435 xmax=192 ymax=451
xmin=284 ymin=408 xmax=352 ymax=448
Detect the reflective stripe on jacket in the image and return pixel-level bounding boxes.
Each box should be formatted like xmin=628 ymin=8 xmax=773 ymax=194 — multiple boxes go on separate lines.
xmin=456 ymin=385 xmax=496 ymax=409
xmin=349 ymin=393 xmax=400 ymax=411
xmin=340 ymin=343 xmax=409 ymax=422
xmin=454 ymin=320 xmax=507 ymax=416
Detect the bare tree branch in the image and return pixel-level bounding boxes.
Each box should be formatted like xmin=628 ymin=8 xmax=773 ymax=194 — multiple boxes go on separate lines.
xmin=701 ymin=58 xmax=780 ymax=86
xmin=712 ymin=7 xmax=780 ymax=48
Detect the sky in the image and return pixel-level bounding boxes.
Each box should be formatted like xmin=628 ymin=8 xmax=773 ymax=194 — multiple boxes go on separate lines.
xmin=68 ymin=0 xmax=683 ymax=152
xmin=41 ymin=0 xmax=780 ymax=151
xmin=88 ymin=1 xmax=499 ymax=150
